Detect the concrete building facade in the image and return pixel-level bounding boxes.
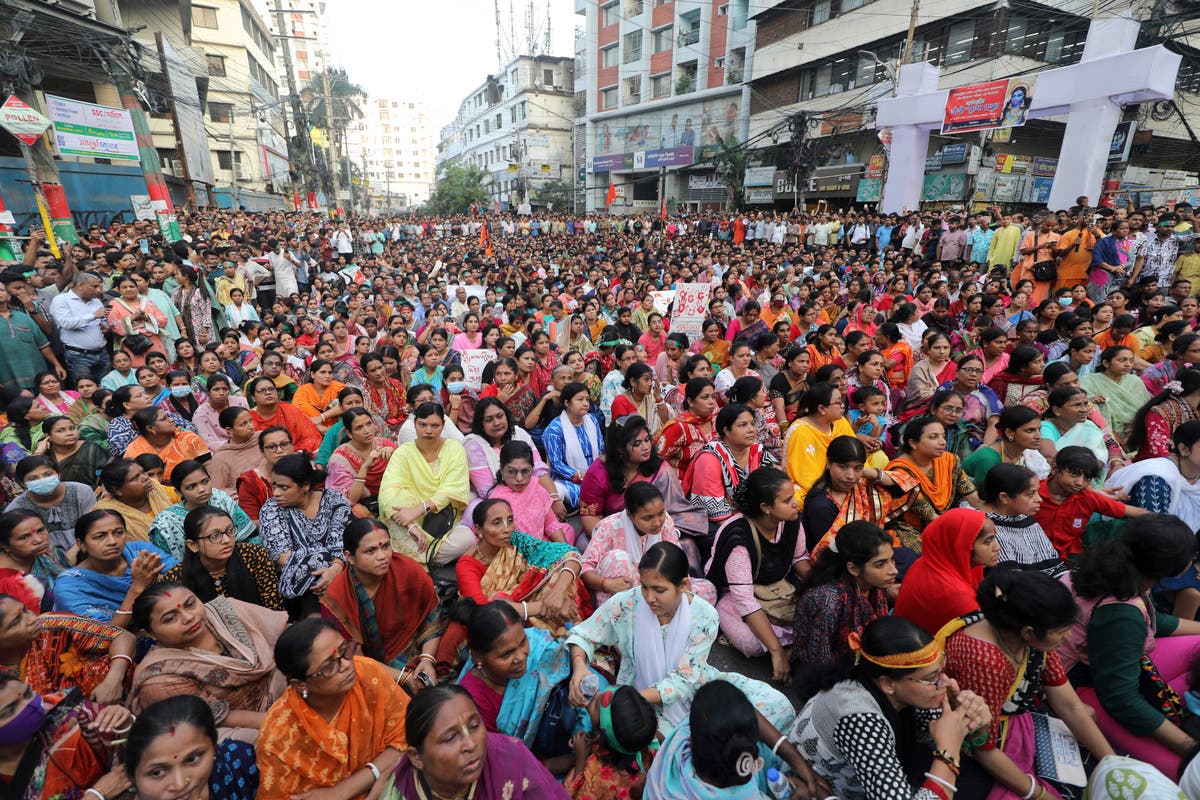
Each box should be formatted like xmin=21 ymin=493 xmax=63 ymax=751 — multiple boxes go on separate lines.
xmin=346 ymin=98 xmax=437 ymax=212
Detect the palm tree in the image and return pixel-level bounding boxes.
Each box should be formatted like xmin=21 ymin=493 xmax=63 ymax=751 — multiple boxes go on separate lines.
xmin=300 ymin=67 xmax=366 ymax=207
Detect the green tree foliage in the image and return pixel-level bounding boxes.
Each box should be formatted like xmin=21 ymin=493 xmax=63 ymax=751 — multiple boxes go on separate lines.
xmin=427 ymin=162 xmax=490 ymax=216
xmin=532 ymin=179 xmax=574 ymax=210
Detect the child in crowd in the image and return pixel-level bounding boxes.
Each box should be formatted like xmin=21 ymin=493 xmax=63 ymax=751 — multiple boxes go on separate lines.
xmin=567 ymin=686 xmax=658 ymax=800
xmin=847 ymin=385 xmax=888 ymax=452
xmin=1034 ymin=445 xmax=1147 ymax=561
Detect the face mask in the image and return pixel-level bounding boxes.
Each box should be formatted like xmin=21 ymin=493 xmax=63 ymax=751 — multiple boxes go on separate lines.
xmin=1058 ymin=297 xmax=1072 ymax=307
xmin=446 ymin=381 xmax=467 ymax=395
xmin=170 ymin=385 xmax=193 ymax=398
xmin=25 ymin=476 xmax=60 ymax=495
xmin=0 ymin=693 xmax=45 ymax=746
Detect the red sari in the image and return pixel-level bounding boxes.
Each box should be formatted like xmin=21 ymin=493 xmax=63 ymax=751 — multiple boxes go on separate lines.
xmin=655 ymin=411 xmax=714 ymax=475
xmin=893 ymin=507 xmax=988 ymax=636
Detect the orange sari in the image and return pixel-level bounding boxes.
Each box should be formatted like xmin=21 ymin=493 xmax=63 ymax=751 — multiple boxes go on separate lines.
xmin=885 ymin=452 xmax=976 ymax=552
xmin=256 ymin=657 xmax=408 ymax=800
xmin=293 ymin=380 xmax=347 ymax=421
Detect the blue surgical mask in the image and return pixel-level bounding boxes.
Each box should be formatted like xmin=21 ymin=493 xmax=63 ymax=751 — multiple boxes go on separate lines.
xmin=170 ymin=385 xmax=193 ymax=398
xmin=1058 ymin=297 xmax=1072 ymax=307
xmin=25 ymin=476 xmax=60 ymax=495
xmin=446 ymin=381 xmax=467 ymax=395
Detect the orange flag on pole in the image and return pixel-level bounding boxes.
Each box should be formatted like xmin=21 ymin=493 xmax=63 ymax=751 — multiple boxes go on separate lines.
xmin=606 ymin=182 xmax=617 ymax=208
xmin=479 ymin=218 xmax=492 ymax=258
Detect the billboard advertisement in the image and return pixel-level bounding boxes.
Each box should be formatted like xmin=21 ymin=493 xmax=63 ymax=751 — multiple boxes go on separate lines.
xmin=45 ymin=95 xmax=139 ymax=162
xmin=942 ymin=77 xmax=1035 ymax=135
xmin=592 ymin=95 xmax=741 ymax=157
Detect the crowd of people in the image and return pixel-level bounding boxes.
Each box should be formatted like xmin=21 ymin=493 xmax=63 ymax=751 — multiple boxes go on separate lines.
xmin=3 ymin=198 xmax=1200 ymax=799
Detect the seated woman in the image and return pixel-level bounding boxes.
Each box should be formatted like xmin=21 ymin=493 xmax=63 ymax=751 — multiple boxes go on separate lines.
xmin=569 ymin=542 xmax=796 ymax=735
xmin=123 ymin=405 xmax=211 ymax=481
xmin=770 ymin=345 xmax=813 ymax=426
xmin=610 ymin=362 xmax=671 ymax=437
xmin=482 ymin=441 xmax=575 ymax=544
xmin=321 ymin=518 xmax=445 ymax=691
xmin=1080 ymin=345 xmax=1150 ymax=448
xmin=463 ymin=397 xmax=558 ymax=505
xmin=258 ymin=454 xmax=352 ymax=618
xmin=1127 ymin=367 xmax=1200 ymax=460
xmin=646 ymin=678 xmax=825 ymax=800
xmin=962 ymin=405 xmax=1051 ymax=487
xmin=5 ymin=455 xmax=93 ymax=561
xmin=790 ymin=616 xmax=992 ymax=800
xmin=1038 ymin=385 xmax=1111 ymax=481
xmin=1059 ymin=514 xmax=1200 ymax=778
xmin=579 ymin=414 xmax=707 ymax=543
xmin=729 ymin=375 xmax=784 ymax=463
xmin=316 ymin=386 xmax=370 ymax=463
xmin=0 ymin=671 xmax=136 ymax=800
xmin=292 ymin=358 xmax=346 ymax=434
xmin=792 ymin=522 xmax=897 ymax=675
xmin=151 ymin=459 xmax=254 ymax=560
xmin=326 ymin=408 xmax=397 ymax=519
xmin=981 ymin=464 xmax=1066 ymax=577
xmin=0 ymin=510 xmax=69 ymax=605
xmin=705 ymin=467 xmax=810 ymax=678
xmin=93 ymin=458 xmax=178 ymax=543
xmin=886 ymin=416 xmax=982 ymax=554
xmin=894 ymin=508 xmax=1000 ymax=636
xmin=159 ymin=505 xmax=284 ymax=611
xmin=455 ymin=599 xmax=596 ymax=771
xmin=235 ymin=425 xmax=292 ymax=522
xmin=655 ymin=377 xmax=716 ymax=475
xmin=246 ymin=376 xmax=322 ymax=454
xmin=0 ymin=591 xmax=134 ymax=702
xmin=192 ymin=374 xmax=249 ymax=450
xmin=456 ymin=498 xmax=588 ymax=636
xmin=393 ymin=684 xmax=569 ymax=800
xmin=986 ymin=345 xmax=1046 ymax=408
xmin=0 ymin=396 xmax=48 ymax=469
xmin=54 ymin=509 xmax=176 ymax=626
xmin=784 ymin=381 xmax=860 ymax=506
xmin=128 ymin=581 xmax=287 ymax=743
xmin=124 ymin=695 xmax=258 ymax=800
xmin=581 ymin=483 xmax=717 ymax=607
xmin=685 ymin=404 xmax=776 ymax=533
xmin=378 ymin=402 xmax=471 ymax=565
xmin=41 ymin=415 xmax=106 ymax=488
xmin=256 ymin=618 xmax=408 ymax=800
xmin=543 ymin=382 xmax=604 ymax=510
xmin=801 ymin=436 xmax=918 ymax=555
xmin=943 ymin=569 xmax=1114 ymax=799
xmin=207 ymin=406 xmax=260 ymax=500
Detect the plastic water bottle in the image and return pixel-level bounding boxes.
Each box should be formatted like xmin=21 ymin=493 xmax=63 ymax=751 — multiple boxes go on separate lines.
xmin=765 ymin=767 xmax=792 ymax=799
xmin=579 ymin=673 xmax=600 ymax=702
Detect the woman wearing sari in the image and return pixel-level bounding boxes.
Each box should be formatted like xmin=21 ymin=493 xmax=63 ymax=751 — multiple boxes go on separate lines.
xmin=378 ymin=402 xmax=471 ymax=565
xmin=807 ymin=325 xmax=843 ymax=374
xmin=939 ymin=354 xmax=1003 ymax=448
xmin=1126 ymin=369 xmax=1200 ymax=460
xmin=693 ymin=318 xmax=731 ymax=373
xmin=150 ymin=460 xmax=254 ymax=560
xmin=784 ymin=382 xmax=858 ymax=506
xmin=40 ymin=416 xmax=105 ymax=488
xmin=684 ymin=404 xmax=775 ymax=531
xmin=322 ymin=519 xmax=445 ymax=690
xmin=456 ymin=497 xmax=587 ymax=638
xmin=875 ymin=323 xmax=915 ymax=396
xmin=293 ymin=359 xmax=346 ymax=434
xmin=988 ymin=345 xmax=1046 ymax=408
xmin=480 ymin=355 xmax=539 ymax=428
xmin=711 ymin=341 xmax=759 ymax=402
xmin=93 ymin=458 xmax=176 ymax=544
xmin=390 ymin=685 xmax=568 ymax=800
xmin=1141 ymin=333 xmax=1200 ymax=395
xmin=256 ymin=618 xmax=409 ymax=800
xmin=724 ymin=300 xmax=769 ymax=346
xmin=655 ymin=378 xmax=716 ymax=475
xmin=108 ymin=274 xmax=168 ymax=367
xmin=1080 ymin=346 xmax=1149 ymax=448
xmin=569 ymin=542 xmax=796 ymax=735
xmin=128 ymin=582 xmax=287 ymax=743
xmin=902 ymin=332 xmax=956 ymax=421
xmin=1038 ymin=386 xmax=1111 ymax=480
xmin=0 ymin=592 xmax=134 ymax=701
xmin=769 ymin=345 xmax=811 ymax=425
xmin=246 ymin=376 xmax=322 ymax=454
xmin=326 ymin=408 xmax=396 ymax=519
xmin=943 ymin=570 xmax=1114 ymax=800
xmin=360 ymin=353 xmax=407 ymax=440
xmin=464 ymin=397 xmax=559 ymax=503
xmin=886 ymin=417 xmax=982 ymax=554
xmin=542 ymin=383 xmax=603 ymax=511
xmin=845 ymin=302 xmax=880 ymax=340
xmin=192 ymin=375 xmax=248 ymax=451
xmin=0 ymin=673 xmax=135 ymax=800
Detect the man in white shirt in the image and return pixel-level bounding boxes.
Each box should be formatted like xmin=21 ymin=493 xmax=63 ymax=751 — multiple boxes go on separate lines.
xmin=267 ymin=239 xmax=300 ymax=299
xmin=50 ymin=271 xmax=110 ymax=383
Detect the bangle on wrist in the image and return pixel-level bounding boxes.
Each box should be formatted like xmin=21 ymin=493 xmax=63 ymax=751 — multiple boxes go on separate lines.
xmin=85 ymin=789 xmax=107 ymax=800
xmin=112 ymin=609 xmax=132 ymax=616
xmin=770 ymin=734 xmax=787 ymax=756
xmin=932 ymin=749 xmax=960 ymax=775
xmin=1021 ymin=775 xmax=1037 ymax=800
xmin=366 ymin=762 xmax=381 ymax=782
xmin=925 ymin=773 xmax=957 ymax=794
xmin=109 ymin=654 xmax=134 ymax=667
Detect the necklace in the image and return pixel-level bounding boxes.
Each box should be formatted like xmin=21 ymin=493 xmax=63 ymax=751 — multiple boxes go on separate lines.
xmin=996 ymin=632 xmax=1028 ymax=666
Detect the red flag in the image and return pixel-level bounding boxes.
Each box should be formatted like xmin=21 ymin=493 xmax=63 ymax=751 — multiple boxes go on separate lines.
xmin=606 ymin=182 xmax=617 ymax=208
xmin=479 ymin=218 xmax=492 ymax=258
xmin=660 ymin=196 xmax=667 ymax=220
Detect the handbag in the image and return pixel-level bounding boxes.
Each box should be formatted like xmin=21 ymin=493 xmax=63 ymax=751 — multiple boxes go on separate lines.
xmin=753 ymin=579 xmax=797 ymax=626
xmin=1031 ymin=233 xmax=1058 ymax=282
xmin=530 ymin=679 xmax=579 ymax=759
xmin=122 ymin=333 xmax=153 ymax=355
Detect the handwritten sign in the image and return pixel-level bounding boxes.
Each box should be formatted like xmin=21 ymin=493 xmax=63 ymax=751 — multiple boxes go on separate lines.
xmin=649 ymin=290 xmax=676 ymax=316
xmin=461 ymin=349 xmax=497 ymax=391
xmin=669 ymin=283 xmax=711 ymax=344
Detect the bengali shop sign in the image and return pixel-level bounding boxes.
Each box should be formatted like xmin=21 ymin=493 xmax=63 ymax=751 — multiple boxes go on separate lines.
xmin=942 ymin=78 xmax=1034 ymax=135
xmin=46 ymin=95 xmax=139 ymax=162
xmin=669 ymin=283 xmax=711 ymax=343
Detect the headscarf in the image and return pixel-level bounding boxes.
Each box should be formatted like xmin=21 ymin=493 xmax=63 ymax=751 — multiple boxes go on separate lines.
xmin=893 ymin=507 xmax=987 ymax=636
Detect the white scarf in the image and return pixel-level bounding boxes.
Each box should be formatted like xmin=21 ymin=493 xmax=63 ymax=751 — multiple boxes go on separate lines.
xmin=465 ymin=426 xmax=536 ymax=478
xmin=621 ymin=509 xmax=661 ymax=565
xmin=634 ymin=591 xmax=691 ymax=726
xmin=1106 ymin=457 xmax=1200 ymax=531
xmin=558 ymin=411 xmax=599 ymax=476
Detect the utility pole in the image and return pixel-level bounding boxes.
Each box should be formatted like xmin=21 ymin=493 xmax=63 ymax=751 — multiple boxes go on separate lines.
xmin=229 ymin=116 xmax=239 ymax=209
xmin=902 ymin=0 xmax=920 ymax=64
xmin=323 ymin=68 xmax=341 ymax=213
xmin=385 ymin=163 xmax=392 ymax=213
xmin=272 ymin=0 xmax=316 ymax=208
xmin=155 ymin=32 xmax=197 ymax=210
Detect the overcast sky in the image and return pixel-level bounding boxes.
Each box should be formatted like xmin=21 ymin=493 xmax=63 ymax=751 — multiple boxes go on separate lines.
xmin=327 ymin=0 xmax=578 ymax=134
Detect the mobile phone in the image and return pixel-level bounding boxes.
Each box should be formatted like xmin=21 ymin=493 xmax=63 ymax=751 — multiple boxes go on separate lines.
xmin=139 ymin=238 xmax=149 ymax=254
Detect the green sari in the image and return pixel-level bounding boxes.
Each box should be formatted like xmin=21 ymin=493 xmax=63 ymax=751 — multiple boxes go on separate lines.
xmin=1080 ymin=371 xmax=1150 ymax=447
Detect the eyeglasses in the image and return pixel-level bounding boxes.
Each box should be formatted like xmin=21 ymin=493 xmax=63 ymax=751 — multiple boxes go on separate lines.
xmin=502 ymin=466 xmax=533 ymax=479
xmin=906 ymin=659 xmax=947 ymax=688
xmin=195 ymin=525 xmax=236 ymax=544
xmin=306 ymin=640 xmax=357 ymax=680
xmin=939 ymin=405 xmax=965 ymax=416
xmin=262 ymin=442 xmax=292 ymax=451
xmin=959 ymin=367 xmax=984 ymax=375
